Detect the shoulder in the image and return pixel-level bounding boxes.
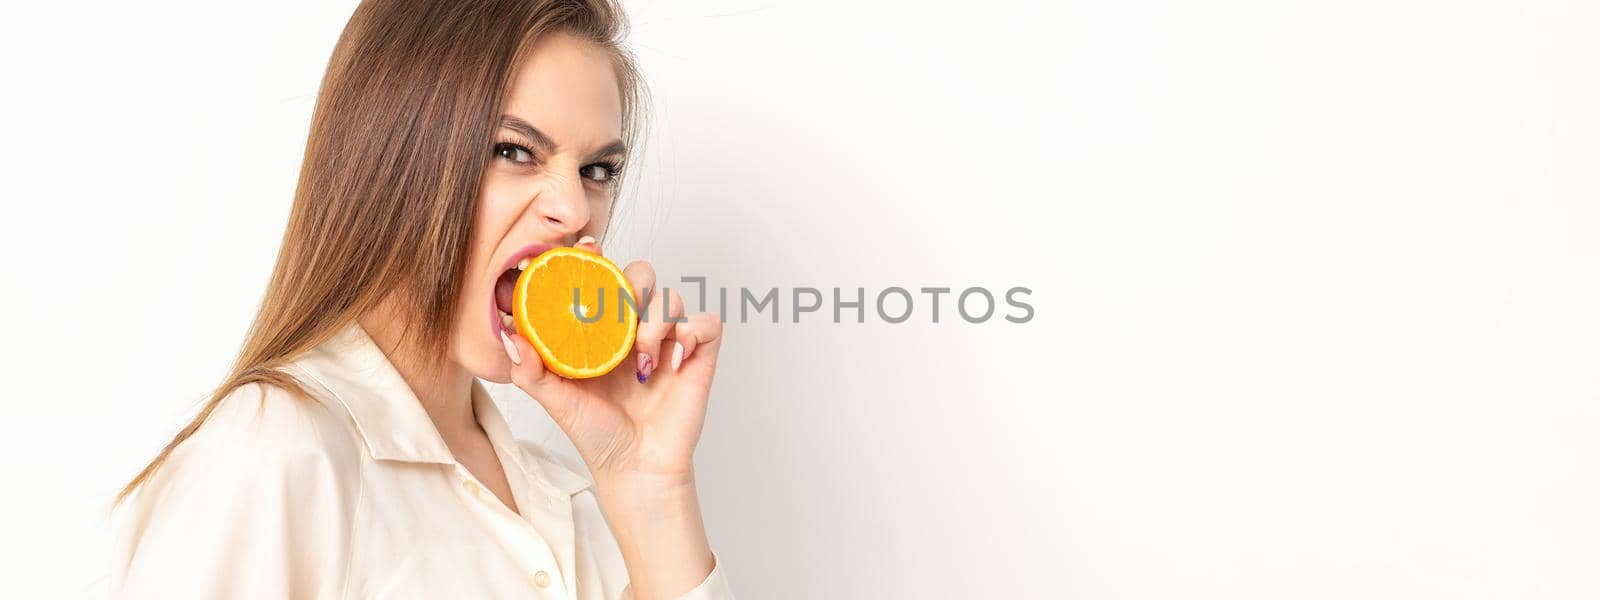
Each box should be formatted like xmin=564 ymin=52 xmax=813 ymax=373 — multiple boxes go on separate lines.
xmin=114 ymin=379 xmax=360 ymax=595
xmin=137 ymin=379 xmax=365 ymax=508
xmin=187 ymin=379 xmax=363 ymax=474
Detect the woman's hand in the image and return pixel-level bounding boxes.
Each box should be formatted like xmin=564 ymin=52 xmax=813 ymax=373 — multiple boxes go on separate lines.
xmin=503 ymin=238 xmax=723 ymax=597
xmin=503 ymin=238 xmax=724 ymax=486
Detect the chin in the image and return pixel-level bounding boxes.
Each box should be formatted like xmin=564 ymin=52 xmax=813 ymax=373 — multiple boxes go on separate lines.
xmin=463 ymin=348 xmax=516 ymax=385
xmin=448 ymin=322 xmax=516 ymax=384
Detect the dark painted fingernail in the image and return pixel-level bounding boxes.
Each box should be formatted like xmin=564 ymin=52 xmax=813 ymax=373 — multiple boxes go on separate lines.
xmin=636 ymin=352 xmax=654 ymax=383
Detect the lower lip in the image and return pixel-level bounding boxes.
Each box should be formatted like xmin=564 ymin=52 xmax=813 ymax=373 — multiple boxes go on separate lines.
xmin=490 ymin=296 xmax=506 ymax=338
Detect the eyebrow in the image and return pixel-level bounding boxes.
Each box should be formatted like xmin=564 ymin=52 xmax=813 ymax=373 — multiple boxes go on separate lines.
xmin=498 ymin=114 xmax=626 ymax=162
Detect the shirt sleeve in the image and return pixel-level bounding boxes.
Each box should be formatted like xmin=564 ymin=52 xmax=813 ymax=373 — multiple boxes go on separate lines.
xmin=618 ymin=551 xmax=735 ymax=600
xmin=113 ymin=383 xmax=360 ymax=599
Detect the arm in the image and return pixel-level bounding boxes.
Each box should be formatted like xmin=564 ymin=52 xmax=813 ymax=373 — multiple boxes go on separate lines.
xmin=504 ymin=242 xmax=734 ymax=600
xmin=599 ymin=474 xmax=726 ymax=599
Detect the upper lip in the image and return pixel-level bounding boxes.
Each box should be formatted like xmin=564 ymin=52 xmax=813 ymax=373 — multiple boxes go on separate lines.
xmin=499 ymin=242 xmax=556 ymax=274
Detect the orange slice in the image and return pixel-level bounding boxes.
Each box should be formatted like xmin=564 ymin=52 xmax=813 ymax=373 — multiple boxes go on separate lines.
xmin=511 ymin=247 xmax=637 ymax=379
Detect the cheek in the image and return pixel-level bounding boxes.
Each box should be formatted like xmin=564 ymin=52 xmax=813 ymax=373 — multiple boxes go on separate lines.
xmin=468 ymin=174 xmax=535 ymax=275
xmin=453 ymin=177 xmax=523 ymax=332
xmin=475 ymin=173 xmax=528 ymax=239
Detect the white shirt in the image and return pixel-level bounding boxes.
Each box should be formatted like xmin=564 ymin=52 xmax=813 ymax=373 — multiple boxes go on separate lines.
xmin=112 ymin=322 xmax=734 ymax=599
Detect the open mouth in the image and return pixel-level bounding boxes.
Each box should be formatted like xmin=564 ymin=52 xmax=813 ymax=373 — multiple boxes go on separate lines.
xmin=491 ymin=242 xmax=553 ymax=338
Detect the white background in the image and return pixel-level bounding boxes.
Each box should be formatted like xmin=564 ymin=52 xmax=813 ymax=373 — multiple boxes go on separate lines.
xmin=2 ymin=0 xmax=1597 ymax=597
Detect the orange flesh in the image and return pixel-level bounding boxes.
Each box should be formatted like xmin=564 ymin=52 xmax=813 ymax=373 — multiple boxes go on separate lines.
xmin=511 ymin=247 xmax=637 ymax=378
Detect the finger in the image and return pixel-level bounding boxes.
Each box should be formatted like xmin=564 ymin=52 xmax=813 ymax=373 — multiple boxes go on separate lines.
xmin=634 ymin=286 xmax=684 ymax=382
xmin=622 ymin=260 xmax=657 ymax=379
xmin=619 ymin=261 xmax=657 ymax=382
xmin=503 ymin=330 xmax=578 ymax=425
xmin=574 ymin=234 xmax=601 ymax=254
xmin=665 ymin=312 xmax=723 ymax=370
xmin=622 ymin=260 xmax=656 ymax=309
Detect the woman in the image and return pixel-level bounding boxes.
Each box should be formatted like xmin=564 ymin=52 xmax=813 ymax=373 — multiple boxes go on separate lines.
xmin=111 ymin=1 xmax=733 ymax=598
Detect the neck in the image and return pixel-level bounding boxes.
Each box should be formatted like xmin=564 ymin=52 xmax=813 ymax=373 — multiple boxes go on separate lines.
xmin=357 ymin=307 xmax=478 ymax=436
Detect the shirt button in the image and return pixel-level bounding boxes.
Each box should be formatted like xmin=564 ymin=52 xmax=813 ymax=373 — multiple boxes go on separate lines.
xmin=533 ymin=570 xmax=551 ymax=588
xmin=462 ymin=480 xmax=480 ymax=496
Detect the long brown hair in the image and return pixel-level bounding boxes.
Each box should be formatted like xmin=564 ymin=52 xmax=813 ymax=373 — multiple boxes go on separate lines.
xmin=118 ymin=0 xmax=644 ymax=502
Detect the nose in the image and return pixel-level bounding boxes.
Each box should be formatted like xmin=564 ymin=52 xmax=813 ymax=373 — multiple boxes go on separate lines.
xmin=530 ymin=175 xmax=590 ymax=236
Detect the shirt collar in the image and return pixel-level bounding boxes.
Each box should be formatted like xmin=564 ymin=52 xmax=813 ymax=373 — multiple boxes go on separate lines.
xmin=290 ymin=321 xmax=592 ymax=495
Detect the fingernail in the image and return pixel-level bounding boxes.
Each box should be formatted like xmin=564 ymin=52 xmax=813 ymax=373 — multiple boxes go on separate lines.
xmin=577 ymin=235 xmax=598 ymax=247
xmin=500 ymin=330 xmax=521 ymax=365
xmin=671 ymin=342 xmax=684 ymax=370
xmin=636 ymin=352 xmax=654 ymax=383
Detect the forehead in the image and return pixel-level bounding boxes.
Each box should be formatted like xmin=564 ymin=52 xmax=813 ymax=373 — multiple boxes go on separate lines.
xmin=500 ymin=31 xmax=623 ymax=142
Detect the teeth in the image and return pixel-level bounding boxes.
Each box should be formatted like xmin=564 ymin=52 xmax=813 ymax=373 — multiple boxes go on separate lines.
xmin=516 ymin=258 xmax=530 ymax=271
xmin=501 ymin=312 xmax=514 ymax=328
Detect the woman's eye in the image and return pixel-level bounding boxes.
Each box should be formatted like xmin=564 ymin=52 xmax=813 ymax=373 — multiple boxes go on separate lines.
xmin=493 ymin=143 xmax=533 ymax=164
xmin=579 ymin=163 xmax=616 ymax=183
